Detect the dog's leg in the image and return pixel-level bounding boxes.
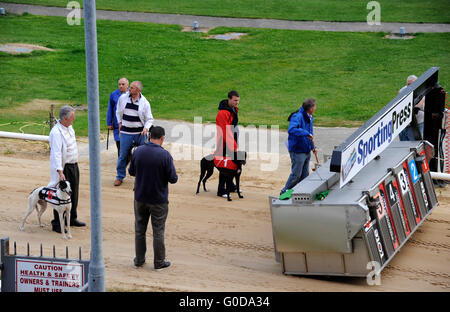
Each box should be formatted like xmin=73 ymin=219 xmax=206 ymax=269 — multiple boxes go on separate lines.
xmin=37 ymin=201 xmax=47 ymax=227
xmin=196 ymin=158 xmax=208 ymax=194
xmin=66 ymin=207 xmax=72 ymax=239
xmin=58 ymin=209 xmax=67 ymax=240
xmin=202 ymin=166 xmax=214 ymax=192
xmin=236 ymin=173 xmax=244 ymax=199
xmin=20 ymin=195 xmax=36 ymax=231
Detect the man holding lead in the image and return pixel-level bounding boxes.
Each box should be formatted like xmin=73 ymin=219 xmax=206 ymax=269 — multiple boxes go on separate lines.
xmin=48 ymin=105 xmax=85 ymax=233
xmin=280 ymin=98 xmax=318 ymax=197
xmin=114 ymin=81 xmax=154 ymax=186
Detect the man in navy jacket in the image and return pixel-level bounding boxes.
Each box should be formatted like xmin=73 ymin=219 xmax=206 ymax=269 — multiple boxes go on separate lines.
xmin=128 ymin=126 xmax=178 ymax=270
xmin=280 ymin=98 xmax=317 ymax=195
xmin=107 ymin=77 xmax=129 ymax=156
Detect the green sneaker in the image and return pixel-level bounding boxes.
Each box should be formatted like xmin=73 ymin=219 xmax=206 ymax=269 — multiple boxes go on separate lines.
xmin=315 ymin=190 xmax=329 ymax=201
xmin=279 ymin=189 xmax=293 ymax=200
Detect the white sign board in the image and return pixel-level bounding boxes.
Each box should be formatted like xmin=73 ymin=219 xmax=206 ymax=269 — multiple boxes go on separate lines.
xmin=340 ymin=92 xmax=414 ymax=187
xmin=15 ymin=258 xmax=85 ymax=292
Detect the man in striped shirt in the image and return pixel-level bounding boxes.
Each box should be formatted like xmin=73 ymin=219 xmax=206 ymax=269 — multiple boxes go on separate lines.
xmin=114 ymin=81 xmax=154 ymax=186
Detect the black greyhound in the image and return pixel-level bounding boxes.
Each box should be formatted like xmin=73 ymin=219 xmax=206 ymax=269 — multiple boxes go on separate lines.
xmin=196 ymin=151 xmax=247 ymax=201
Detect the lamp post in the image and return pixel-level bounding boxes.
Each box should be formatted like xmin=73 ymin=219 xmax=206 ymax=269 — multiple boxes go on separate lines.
xmin=83 ymin=0 xmax=105 ymax=292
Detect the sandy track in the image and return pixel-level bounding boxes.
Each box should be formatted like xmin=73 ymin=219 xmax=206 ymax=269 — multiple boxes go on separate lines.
xmin=0 ymin=138 xmax=449 ymax=292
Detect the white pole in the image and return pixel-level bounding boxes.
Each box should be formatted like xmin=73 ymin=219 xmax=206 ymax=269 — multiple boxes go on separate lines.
xmin=0 ymin=131 xmax=49 ymax=142
xmin=430 ymin=172 xmax=450 ymax=181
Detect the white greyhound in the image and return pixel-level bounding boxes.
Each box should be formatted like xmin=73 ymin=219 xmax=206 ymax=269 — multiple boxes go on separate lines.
xmin=20 ymin=180 xmax=72 ymax=239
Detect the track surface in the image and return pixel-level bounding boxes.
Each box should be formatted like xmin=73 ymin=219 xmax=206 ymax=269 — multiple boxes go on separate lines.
xmin=0 ymin=138 xmax=449 ymax=291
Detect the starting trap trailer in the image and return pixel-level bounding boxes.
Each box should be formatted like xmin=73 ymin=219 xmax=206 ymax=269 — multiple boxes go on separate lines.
xmin=269 ymin=67 xmax=446 ymax=277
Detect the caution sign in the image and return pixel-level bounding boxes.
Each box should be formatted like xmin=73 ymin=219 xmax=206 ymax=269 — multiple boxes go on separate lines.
xmin=15 ymin=259 xmax=85 ymax=292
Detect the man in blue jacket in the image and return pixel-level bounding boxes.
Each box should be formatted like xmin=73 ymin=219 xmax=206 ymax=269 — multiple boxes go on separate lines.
xmin=107 ymin=77 xmax=129 ymax=156
xmin=280 ymin=98 xmax=317 ymax=195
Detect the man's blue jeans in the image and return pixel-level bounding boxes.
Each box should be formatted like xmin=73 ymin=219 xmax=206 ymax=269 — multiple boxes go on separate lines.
xmin=281 ymin=151 xmax=311 ymax=194
xmin=116 ymin=133 xmax=145 ymax=181
xmin=399 ymin=123 xmax=424 ymax=141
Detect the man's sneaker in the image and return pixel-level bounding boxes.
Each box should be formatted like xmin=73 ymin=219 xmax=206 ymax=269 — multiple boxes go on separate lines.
xmin=154 ymin=261 xmax=171 ymax=271
xmin=114 ymin=179 xmax=122 ymax=186
xmin=279 ymin=189 xmax=293 ymax=200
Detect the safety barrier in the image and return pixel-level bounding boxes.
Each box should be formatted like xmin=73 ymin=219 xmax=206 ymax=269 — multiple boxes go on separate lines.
xmin=0 ymin=237 xmax=89 ymax=292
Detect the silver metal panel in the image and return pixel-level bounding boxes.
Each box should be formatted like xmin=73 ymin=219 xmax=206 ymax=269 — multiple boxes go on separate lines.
xmin=343 ymin=238 xmax=371 ymax=275
xmin=306 ymin=252 xmax=345 ymax=274
xmin=268 ymin=196 xmax=281 ymax=263
xmin=270 ymin=203 xmax=367 ymax=253
xmin=282 ymin=252 xmax=307 ymax=274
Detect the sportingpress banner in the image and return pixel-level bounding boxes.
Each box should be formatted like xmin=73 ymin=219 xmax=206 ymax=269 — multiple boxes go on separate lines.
xmin=340 ymin=92 xmax=414 ymax=187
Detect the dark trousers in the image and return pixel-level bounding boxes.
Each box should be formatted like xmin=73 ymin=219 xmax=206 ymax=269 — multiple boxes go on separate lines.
xmin=52 ymin=163 xmax=79 ymax=225
xmin=134 ymin=201 xmax=168 ymax=267
xmin=217 ymin=146 xmax=237 ymax=195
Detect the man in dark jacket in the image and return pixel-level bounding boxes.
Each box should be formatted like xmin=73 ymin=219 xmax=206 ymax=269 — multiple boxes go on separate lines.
xmin=280 ymin=98 xmax=317 ymax=195
xmin=128 ymin=126 xmax=178 ymax=270
xmin=107 ymin=77 xmax=129 ymax=156
xmin=215 ymin=90 xmax=240 ymax=197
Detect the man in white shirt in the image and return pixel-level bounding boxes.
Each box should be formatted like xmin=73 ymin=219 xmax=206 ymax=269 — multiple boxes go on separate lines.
xmin=114 ymin=81 xmax=154 ymax=186
xmin=48 ymin=106 xmax=85 ymax=233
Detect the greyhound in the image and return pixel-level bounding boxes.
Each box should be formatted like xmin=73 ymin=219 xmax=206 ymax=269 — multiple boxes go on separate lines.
xmin=20 ymin=180 xmax=73 ymax=239
xmin=196 ymin=151 xmax=247 ymax=201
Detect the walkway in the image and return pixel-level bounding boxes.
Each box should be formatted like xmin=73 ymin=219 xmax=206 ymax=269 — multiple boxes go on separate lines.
xmin=1 ymin=2 xmax=449 ymax=33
